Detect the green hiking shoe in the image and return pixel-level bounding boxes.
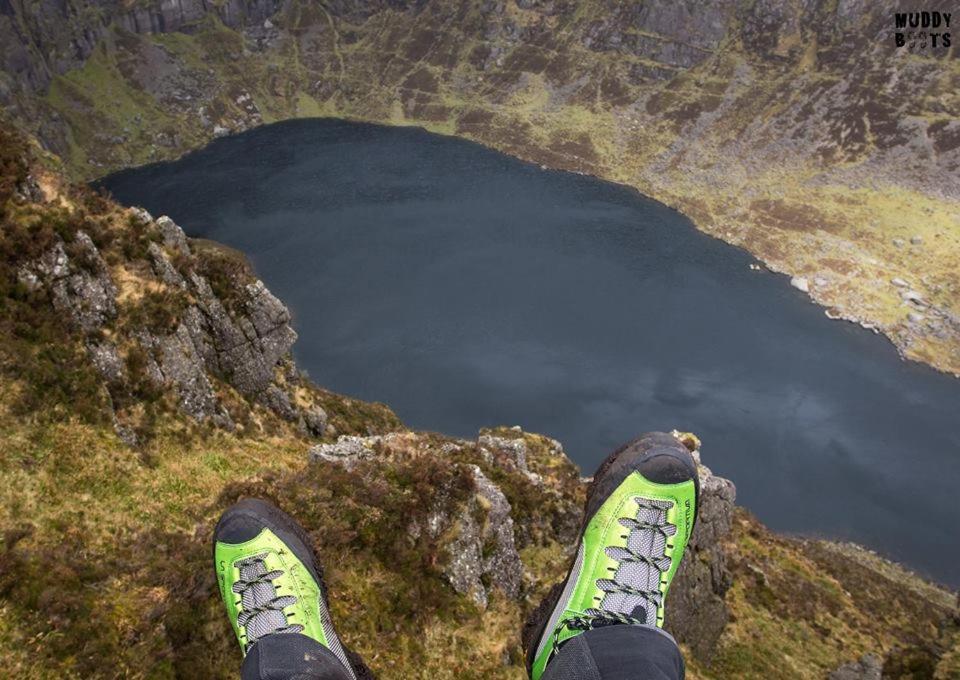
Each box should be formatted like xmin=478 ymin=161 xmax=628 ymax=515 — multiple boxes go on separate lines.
xmin=213 ymin=498 xmax=357 ymax=679
xmin=524 ymin=432 xmax=700 ymax=680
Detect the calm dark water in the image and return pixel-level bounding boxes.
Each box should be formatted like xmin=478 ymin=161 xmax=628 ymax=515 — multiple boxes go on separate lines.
xmin=102 ymin=119 xmax=960 ymax=586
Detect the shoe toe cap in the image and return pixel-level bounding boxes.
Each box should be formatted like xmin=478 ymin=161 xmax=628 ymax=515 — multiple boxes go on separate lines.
xmin=214 ymin=500 xmax=275 ymax=544
xmin=637 ymin=446 xmax=698 ymax=485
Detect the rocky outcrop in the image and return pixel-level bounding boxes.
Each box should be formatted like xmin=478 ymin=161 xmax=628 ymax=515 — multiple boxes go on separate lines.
xmin=137 ymin=322 xmax=233 ymax=427
xmin=829 ymin=653 xmax=883 ymax=680
xmin=17 ymin=207 xmax=326 ymax=442
xmin=147 ymin=242 xmax=186 ymax=288
xmin=309 ymin=428 xmax=737 ymax=654
xmin=180 ymin=271 xmax=297 ymax=401
xmin=422 ymin=464 xmax=523 ymax=607
xmin=665 ymin=452 xmax=737 ymax=660
xmin=308 ymin=434 xmax=379 ymax=467
xmin=0 ymin=0 xmax=283 ymax=104
xmin=579 ymin=0 xmax=728 ymax=69
xmin=20 ymin=233 xmax=117 ymax=334
xmin=478 ymin=430 xmax=529 ymax=472
xmin=314 ymin=432 xmax=525 ymax=607
xmin=137 ymin=215 xmax=326 ymax=433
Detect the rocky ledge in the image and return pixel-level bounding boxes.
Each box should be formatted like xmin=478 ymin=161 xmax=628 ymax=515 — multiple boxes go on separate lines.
xmin=15 ymin=204 xmax=331 ymax=444
xmin=308 ymin=428 xmax=738 ymax=654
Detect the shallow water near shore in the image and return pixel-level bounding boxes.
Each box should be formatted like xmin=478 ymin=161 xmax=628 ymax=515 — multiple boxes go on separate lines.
xmin=102 ymin=118 xmax=960 ymax=586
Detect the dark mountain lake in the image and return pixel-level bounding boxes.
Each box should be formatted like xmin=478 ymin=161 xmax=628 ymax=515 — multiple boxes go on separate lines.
xmin=102 ymin=118 xmax=960 ymax=586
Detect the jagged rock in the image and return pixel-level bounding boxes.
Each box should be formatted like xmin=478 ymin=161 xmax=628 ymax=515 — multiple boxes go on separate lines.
xmin=36 ymin=241 xmax=71 ymax=278
xmin=245 ymin=280 xmax=298 ymax=374
xmin=469 ymin=465 xmax=522 ymax=599
xmin=790 ymin=276 xmax=809 ymax=293
xmin=478 ymin=432 xmax=529 ymax=472
xmin=155 ymin=215 xmax=191 ymax=253
xmin=302 ymin=406 xmax=329 ymax=436
xmin=664 ymin=457 xmax=737 ymax=661
xmin=308 ymin=435 xmax=378 ymax=467
xmin=86 ymin=339 xmax=124 ymax=384
xmin=29 ymin=233 xmax=117 ymax=334
xmin=147 ymin=242 xmax=187 ymax=288
xmin=138 ymin=325 xmax=233 ymax=428
xmin=176 ymin=305 xmax=214 ymax=370
xmin=829 ymin=653 xmax=883 ymax=680
xmin=130 ymin=207 xmax=153 ymax=224
xmin=422 ymin=464 xmax=523 ymax=607
xmin=259 ymin=384 xmax=299 ymax=422
xmin=119 ymin=237 xmax=315 ymax=432
xmin=187 ymin=273 xmax=297 ymax=400
xmin=431 ymin=500 xmax=487 ymax=605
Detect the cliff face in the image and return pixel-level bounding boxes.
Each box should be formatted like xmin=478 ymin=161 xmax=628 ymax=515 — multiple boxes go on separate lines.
xmin=2 ymin=0 xmax=959 ymax=375
xmin=0 ymin=125 xmax=400 ymax=445
xmin=0 ymin=129 xmax=957 ymax=678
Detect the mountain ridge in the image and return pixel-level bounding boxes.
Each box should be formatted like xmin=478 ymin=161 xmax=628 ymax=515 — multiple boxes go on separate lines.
xmin=2 ymin=0 xmax=960 ymax=374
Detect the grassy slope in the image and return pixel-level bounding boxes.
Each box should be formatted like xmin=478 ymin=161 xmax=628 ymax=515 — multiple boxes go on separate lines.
xmin=0 ymin=412 xmax=566 ymax=678
xmin=1 ymin=412 xmax=957 ymax=679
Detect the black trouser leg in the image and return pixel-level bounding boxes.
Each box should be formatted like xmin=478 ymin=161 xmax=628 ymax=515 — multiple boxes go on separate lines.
xmin=240 ymin=633 xmax=354 ymax=680
xmin=541 ymin=625 xmax=685 ymax=680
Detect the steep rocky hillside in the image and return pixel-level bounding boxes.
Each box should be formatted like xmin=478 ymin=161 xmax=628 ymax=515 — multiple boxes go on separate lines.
xmin=0 ymin=126 xmax=957 ymax=678
xmin=1 ymin=0 xmax=959 ymax=375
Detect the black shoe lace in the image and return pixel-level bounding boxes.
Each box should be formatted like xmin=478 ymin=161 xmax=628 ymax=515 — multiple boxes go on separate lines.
xmin=551 ymin=499 xmax=676 ymax=657
xmin=232 ymin=552 xmax=304 ymax=647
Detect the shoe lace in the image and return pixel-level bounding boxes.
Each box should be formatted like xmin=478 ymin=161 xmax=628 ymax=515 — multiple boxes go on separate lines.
xmin=232 ymin=552 xmax=304 ymax=647
xmin=552 ymin=498 xmax=676 ymax=657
